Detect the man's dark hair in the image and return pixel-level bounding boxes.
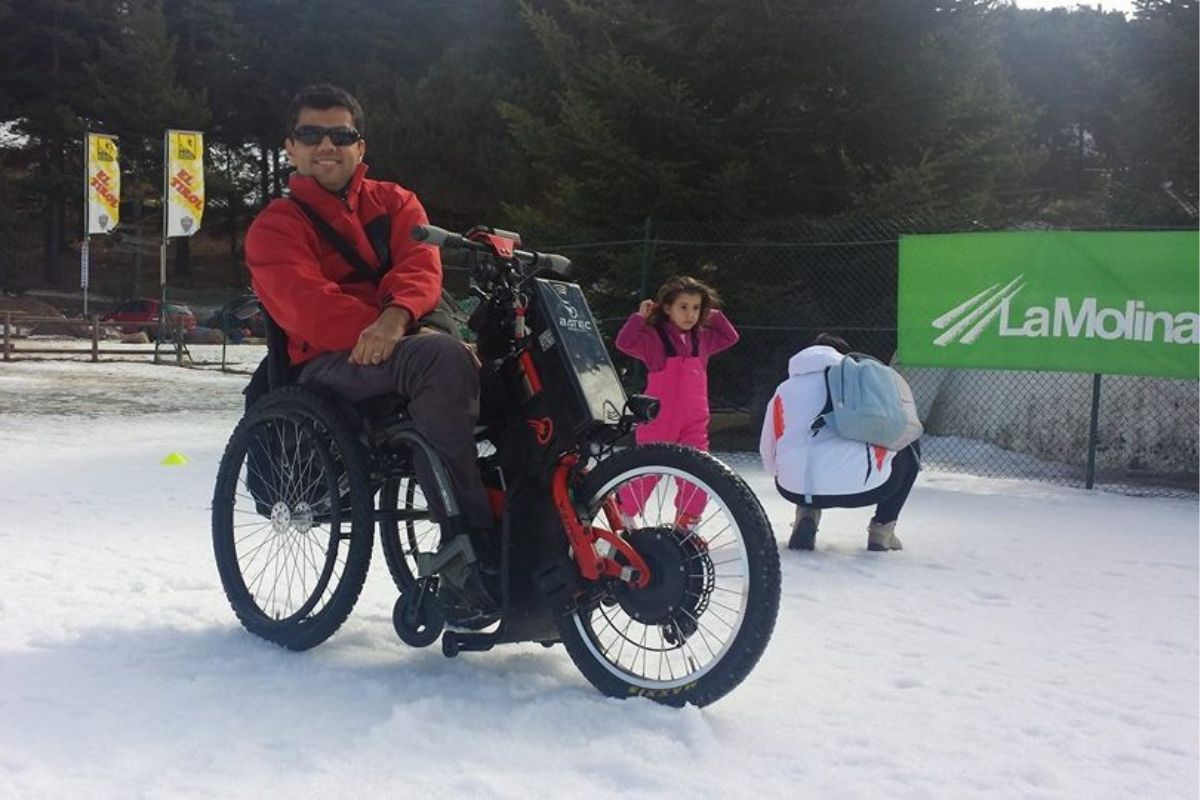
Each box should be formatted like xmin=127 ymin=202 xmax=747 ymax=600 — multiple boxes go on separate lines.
xmin=286 ymin=84 xmax=365 ymax=136
xmin=811 ymin=332 xmax=851 ymax=354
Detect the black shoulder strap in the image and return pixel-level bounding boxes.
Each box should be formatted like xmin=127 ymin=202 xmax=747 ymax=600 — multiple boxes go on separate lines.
xmin=288 ymin=197 xmax=460 ymax=341
xmin=364 ymin=214 xmax=392 ymax=275
xmin=652 ymin=325 xmax=699 ymax=358
xmin=654 ymin=324 xmax=676 ymax=357
xmin=810 ymin=365 xmax=836 ymax=435
xmin=290 ymin=197 xmax=393 ymax=281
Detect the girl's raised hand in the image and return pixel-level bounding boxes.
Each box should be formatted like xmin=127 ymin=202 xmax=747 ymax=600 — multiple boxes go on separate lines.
xmin=637 ymin=299 xmax=656 ymax=318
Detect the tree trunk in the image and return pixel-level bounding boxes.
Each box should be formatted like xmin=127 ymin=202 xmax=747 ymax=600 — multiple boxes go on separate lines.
xmin=229 ymin=198 xmax=240 ymax=285
xmin=133 ymin=185 xmax=143 ymax=294
xmin=258 ymin=142 xmax=269 ymax=208
xmin=42 ymin=140 xmax=66 ymax=285
xmin=271 ymin=147 xmax=282 ymax=198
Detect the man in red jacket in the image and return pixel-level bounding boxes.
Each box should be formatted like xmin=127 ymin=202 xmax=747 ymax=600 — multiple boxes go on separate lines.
xmin=245 ymin=84 xmax=496 ymax=622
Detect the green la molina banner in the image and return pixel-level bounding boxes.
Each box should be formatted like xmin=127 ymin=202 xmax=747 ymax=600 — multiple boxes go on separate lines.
xmin=897 ymin=231 xmax=1199 ymax=379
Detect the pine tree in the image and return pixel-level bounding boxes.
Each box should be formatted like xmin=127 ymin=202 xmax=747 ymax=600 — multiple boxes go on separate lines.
xmin=0 ymin=0 xmax=122 ymax=283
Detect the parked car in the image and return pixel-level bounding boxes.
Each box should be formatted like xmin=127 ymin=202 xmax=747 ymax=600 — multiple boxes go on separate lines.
xmin=103 ymin=298 xmax=197 ymax=340
xmin=202 ymin=294 xmax=265 ymax=340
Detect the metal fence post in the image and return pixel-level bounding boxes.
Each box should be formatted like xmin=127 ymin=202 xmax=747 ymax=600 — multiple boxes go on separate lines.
xmin=1085 ymin=373 xmax=1102 ymax=489
xmin=91 ymin=314 xmax=99 ymax=362
xmin=3 ymin=311 xmax=9 ymax=361
xmin=634 ymin=217 xmax=655 ymax=387
xmin=638 ymin=216 xmax=654 ymax=300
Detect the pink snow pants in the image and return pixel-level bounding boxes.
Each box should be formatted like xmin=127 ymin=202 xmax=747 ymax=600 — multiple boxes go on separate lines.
xmin=618 ymin=353 xmax=710 ymax=521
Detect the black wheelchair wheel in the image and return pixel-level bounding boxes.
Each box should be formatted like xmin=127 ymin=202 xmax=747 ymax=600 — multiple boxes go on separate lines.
xmin=212 ymin=386 xmax=374 ymax=651
xmin=557 ymin=444 xmax=780 ymax=707
xmin=378 ymin=475 xmax=444 ymax=593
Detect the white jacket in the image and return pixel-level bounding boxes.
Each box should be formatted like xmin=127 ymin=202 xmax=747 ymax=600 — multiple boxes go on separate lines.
xmin=759 ymin=345 xmax=896 ymax=498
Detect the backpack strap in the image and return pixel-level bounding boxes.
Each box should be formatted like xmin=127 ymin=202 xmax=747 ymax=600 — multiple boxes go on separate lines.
xmin=804 ymin=362 xmax=840 ymax=504
xmin=288 ymin=197 xmax=462 ymax=341
xmin=363 ymin=214 xmax=393 ymax=278
xmin=290 ymin=197 xmax=391 ymax=282
xmin=810 ymin=365 xmax=836 ymax=435
xmin=654 ymin=324 xmax=676 ymax=358
xmin=652 ymin=325 xmax=699 ymax=358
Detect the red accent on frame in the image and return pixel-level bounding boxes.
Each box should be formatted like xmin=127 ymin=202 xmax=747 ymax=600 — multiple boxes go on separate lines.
xmin=602 ymin=497 xmax=626 ymax=533
xmin=485 ymin=486 xmax=505 ymax=522
xmin=551 ymin=455 xmax=651 ymax=589
xmin=527 ymin=416 xmax=554 ymax=446
xmin=518 ymin=350 xmax=543 ymax=395
xmin=484 ymin=233 xmax=515 ymax=258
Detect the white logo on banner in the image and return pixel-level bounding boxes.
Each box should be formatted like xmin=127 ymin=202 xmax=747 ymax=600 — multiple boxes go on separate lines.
xmin=933 ymin=274 xmax=1199 ymax=346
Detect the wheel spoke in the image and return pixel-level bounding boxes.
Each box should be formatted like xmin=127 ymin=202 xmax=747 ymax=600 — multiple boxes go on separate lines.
xmin=566 ymin=451 xmax=771 ymax=697
xmin=212 ymin=389 xmax=378 ymax=652
xmin=227 ymin=415 xmax=350 ymax=621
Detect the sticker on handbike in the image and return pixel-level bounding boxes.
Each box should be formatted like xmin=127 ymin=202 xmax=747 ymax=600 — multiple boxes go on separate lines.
xmin=527 ymin=416 xmax=554 ymax=446
xmin=529 ymin=279 xmax=627 ymax=433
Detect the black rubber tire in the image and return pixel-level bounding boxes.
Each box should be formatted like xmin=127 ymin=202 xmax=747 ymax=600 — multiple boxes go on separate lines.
xmin=212 ymin=386 xmax=374 ymax=651
xmin=379 ymin=475 xmax=444 ymax=593
xmin=392 ymin=590 xmax=444 ymax=648
xmin=557 ymin=444 xmax=780 ymax=707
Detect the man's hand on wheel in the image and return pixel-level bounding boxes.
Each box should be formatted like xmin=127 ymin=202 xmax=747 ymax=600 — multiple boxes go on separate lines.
xmin=350 ymin=306 xmax=412 ymax=365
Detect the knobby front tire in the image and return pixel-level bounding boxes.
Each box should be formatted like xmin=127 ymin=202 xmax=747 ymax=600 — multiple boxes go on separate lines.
xmin=558 ymin=444 xmax=780 ymax=707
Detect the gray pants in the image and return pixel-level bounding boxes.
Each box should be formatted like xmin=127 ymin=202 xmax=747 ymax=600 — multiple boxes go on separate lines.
xmin=298 ymin=334 xmax=493 ymax=530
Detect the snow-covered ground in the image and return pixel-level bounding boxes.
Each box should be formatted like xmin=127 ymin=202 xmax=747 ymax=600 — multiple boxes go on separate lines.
xmin=0 ymin=360 xmax=1196 ymax=799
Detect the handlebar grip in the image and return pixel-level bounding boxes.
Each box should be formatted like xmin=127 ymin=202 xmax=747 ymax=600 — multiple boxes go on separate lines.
xmin=414 ymin=224 xmax=570 ymax=276
xmin=534 ymin=252 xmax=572 ymax=277
xmin=412 ymin=224 xmax=470 ymax=250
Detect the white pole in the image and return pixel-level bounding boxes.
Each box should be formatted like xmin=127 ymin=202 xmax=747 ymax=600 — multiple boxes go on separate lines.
xmin=81 ymin=237 xmax=90 ymax=315
xmin=82 ymin=131 xmax=90 ymax=317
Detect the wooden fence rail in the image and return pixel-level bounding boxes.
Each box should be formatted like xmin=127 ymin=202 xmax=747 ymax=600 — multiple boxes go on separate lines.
xmin=2 ymin=311 xmax=189 ymax=365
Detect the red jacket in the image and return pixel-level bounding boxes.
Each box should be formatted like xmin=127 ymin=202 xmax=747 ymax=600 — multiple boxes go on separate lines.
xmin=245 ymin=163 xmax=442 ymax=366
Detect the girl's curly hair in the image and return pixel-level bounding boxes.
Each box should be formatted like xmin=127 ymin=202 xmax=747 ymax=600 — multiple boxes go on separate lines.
xmin=647 ymin=275 xmax=723 ymax=327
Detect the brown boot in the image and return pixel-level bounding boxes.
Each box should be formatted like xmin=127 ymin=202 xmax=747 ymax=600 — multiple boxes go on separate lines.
xmin=867 ymin=518 xmax=903 ymax=552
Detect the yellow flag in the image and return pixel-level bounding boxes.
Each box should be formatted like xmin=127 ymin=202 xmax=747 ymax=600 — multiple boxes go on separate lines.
xmin=86 ymin=133 xmax=120 ymax=234
xmin=165 ymin=129 xmax=204 ymax=238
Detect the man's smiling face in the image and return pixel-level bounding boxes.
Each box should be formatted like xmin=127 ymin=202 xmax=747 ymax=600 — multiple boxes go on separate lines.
xmin=285 ymin=106 xmax=365 ymax=192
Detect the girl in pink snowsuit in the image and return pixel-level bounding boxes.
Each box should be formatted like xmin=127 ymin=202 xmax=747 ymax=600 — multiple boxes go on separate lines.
xmin=614 ymin=276 xmax=739 ymax=525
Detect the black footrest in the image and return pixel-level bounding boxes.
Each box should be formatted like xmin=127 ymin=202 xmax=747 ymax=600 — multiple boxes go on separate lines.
xmin=442 ymin=628 xmax=499 ymax=657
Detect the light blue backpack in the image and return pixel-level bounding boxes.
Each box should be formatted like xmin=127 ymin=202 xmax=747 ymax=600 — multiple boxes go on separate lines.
xmin=810 ymin=353 xmax=918 ymax=448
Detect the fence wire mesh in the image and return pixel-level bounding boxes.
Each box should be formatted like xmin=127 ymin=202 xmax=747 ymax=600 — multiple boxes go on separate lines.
xmin=550 ymin=216 xmax=1198 ymax=498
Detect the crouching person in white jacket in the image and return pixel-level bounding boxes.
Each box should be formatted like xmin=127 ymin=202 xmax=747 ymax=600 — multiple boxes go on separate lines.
xmin=759 ymin=334 xmax=920 ymax=552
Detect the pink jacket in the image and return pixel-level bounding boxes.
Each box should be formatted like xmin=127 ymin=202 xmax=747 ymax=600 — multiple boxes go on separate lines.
xmin=615 ymin=310 xmax=739 ymax=449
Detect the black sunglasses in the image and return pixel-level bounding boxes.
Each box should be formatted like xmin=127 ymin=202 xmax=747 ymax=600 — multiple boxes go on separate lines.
xmin=291 ymin=125 xmax=362 ymax=147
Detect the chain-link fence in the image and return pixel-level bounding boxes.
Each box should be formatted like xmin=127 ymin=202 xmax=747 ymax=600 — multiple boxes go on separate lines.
xmin=550 ymin=217 xmax=1198 ymax=498
xmin=89 ymin=214 xmax=1194 ymax=497
xmin=19 ymin=210 xmax=1195 ymax=497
